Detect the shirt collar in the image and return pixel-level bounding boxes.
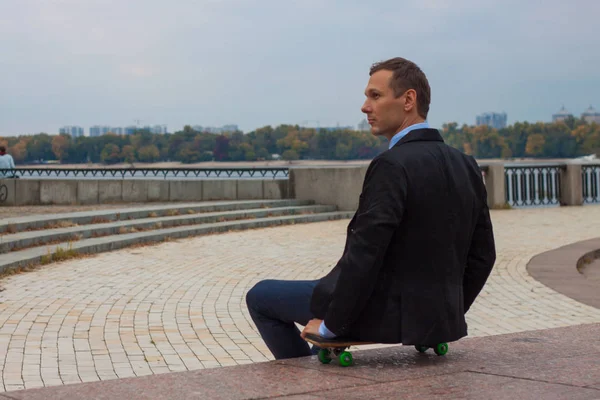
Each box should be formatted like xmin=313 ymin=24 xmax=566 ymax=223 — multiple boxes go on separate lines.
xmin=388 ymin=121 xmax=430 ymax=149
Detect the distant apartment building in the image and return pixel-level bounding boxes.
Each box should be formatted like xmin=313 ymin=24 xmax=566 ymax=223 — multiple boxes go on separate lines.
xmin=552 ymin=106 xmax=573 ymax=122
xmin=581 ymin=105 xmax=600 ymax=124
xmin=149 ymin=125 xmax=168 ymax=134
xmin=136 ymin=125 xmax=167 ymax=134
xmin=59 ymin=126 xmax=84 ymax=137
xmin=61 ymin=124 xmax=170 ymax=137
xmin=357 ymin=119 xmax=370 ymax=132
xmin=475 ymin=112 xmax=507 ymax=129
xmin=90 ymin=126 xmax=129 ymax=136
xmin=220 ymin=124 xmax=238 ymax=133
xmin=89 ymin=125 xmax=112 ymax=137
xmin=320 ymin=125 xmax=354 ymax=132
xmin=192 ymin=124 xmax=239 ymax=134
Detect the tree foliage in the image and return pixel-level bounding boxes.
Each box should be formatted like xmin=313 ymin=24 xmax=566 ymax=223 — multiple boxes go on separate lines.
xmin=1 ymin=119 xmax=599 ymax=165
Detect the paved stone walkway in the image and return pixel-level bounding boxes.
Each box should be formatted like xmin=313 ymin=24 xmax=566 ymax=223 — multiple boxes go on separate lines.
xmin=1 ymin=205 xmax=600 ymax=392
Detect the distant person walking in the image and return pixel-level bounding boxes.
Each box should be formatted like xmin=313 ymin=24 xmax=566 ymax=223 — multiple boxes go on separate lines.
xmin=0 ymin=146 xmax=17 ymax=178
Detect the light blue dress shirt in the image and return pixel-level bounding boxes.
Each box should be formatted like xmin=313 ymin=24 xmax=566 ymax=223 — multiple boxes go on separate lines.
xmin=388 ymin=121 xmax=430 ymax=149
xmin=317 ymin=121 xmax=430 ymax=339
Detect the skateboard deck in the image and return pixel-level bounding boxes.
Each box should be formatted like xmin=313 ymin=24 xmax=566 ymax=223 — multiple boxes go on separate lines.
xmin=303 ymin=333 xmax=449 ymax=367
xmin=304 ymin=333 xmax=374 ymax=348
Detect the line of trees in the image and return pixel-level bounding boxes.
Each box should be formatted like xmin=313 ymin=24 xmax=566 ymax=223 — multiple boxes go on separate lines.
xmin=442 ymin=116 xmax=600 ymax=159
xmin=1 ymin=117 xmax=598 ymax=165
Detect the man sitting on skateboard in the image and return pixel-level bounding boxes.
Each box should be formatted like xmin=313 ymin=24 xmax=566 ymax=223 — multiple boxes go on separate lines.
xmin=246 ymin=56 xmax=496 ymax=360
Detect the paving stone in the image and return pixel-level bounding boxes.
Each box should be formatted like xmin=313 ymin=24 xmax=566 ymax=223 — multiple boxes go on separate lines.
xmin=0 ymin=205 xmax=599 ymax=393
xmin=291 ymin=372 xmax=600 ymax=400
xmin=7 ymin=323 xmax=600 ymax=399
xmin=3 ymin=362 xmax=373 ymax=400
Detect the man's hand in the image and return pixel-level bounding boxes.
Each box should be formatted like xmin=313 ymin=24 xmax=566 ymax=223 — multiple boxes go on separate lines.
xmin=300 ymin=318 xmax=323 ymax=339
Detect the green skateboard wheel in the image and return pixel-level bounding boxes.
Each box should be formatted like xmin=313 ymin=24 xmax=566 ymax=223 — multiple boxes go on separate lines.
xmin=415 ymin=345 xmax=428 ymax=353
xmin=434 ymin=343 xmax=448 ymax=356
xmin=338 ymin=351 xmax=353 ymax=367
xmin=318 ymin=349 xmax=332 ymax=364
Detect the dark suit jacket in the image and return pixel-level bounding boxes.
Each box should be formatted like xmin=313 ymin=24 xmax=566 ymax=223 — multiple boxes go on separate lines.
xmin=310 ymin=128 xmax=496 ymax=346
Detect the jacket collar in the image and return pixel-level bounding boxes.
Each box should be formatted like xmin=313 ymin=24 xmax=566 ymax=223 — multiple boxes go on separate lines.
xmin=392 ymin=128 xmax=444 ymax=147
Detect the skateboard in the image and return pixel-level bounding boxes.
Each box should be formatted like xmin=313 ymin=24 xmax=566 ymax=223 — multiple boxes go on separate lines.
xmin=303 ymin=333 xmax=449 ymax=367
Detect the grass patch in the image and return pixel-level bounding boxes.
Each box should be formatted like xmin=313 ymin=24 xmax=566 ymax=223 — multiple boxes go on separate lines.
xmin=10 ymin=234 xmax=82 ymax=252
xmin=40 ymin=242 xmax=78 ymax=265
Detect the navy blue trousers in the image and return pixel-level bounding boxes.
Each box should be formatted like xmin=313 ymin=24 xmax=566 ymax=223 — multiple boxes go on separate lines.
xmin=246 ymin=279 xmax=322 ymax=360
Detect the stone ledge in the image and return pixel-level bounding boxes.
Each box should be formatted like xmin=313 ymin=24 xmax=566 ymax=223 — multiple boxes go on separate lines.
xmin=0 ymin=179 xmax=291 ymax=206
xmin=527 ymin=237 xmax=600 ymax=309
xmin=4 ymin=323 xmax=600 ymax=399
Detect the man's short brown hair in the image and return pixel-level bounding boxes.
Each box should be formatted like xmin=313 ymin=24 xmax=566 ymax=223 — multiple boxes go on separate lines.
xmin=369 ymin=57 xmax=431 ymax=119
xmin=0 ymin=146 xmax=6 ymax=153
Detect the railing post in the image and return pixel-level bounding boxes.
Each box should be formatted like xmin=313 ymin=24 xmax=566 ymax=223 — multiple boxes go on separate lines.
xmin=484 ymin=163 xmax=507 ymax=209
xmin=560 ymin=162 xmax=583 ymax=206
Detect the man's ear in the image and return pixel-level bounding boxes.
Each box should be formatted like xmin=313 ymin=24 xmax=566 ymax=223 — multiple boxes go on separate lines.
xmin=404 ymin=89 xmax=417 ymax=112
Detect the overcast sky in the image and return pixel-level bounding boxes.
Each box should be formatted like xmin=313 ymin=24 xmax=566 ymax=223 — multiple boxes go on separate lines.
xmin=1 ymin=0 xmax=598 ymax=136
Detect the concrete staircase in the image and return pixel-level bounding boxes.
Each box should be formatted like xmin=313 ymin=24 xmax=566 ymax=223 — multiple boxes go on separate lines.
xmin=0 ymin=199 xmax=353 ymax=274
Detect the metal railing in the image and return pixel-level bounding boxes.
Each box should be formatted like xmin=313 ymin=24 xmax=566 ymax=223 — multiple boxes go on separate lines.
xmin=504 ymin=164 xmax=564 ymax=207
xmin=2 ymin=163 xmax=599 ymax=206
xmin=582 ymin=164 xmax=600 ymax=204
xmin=0 ymin=167 xmax=290 ymax=180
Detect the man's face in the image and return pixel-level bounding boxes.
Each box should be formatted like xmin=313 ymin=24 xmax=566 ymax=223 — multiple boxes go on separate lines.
xmin=361 ymin=70 xmax=407 ymax=139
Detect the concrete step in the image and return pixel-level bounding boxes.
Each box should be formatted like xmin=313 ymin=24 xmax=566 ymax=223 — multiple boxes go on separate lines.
xmin=0 ymin=205 xmax=337 ymax=253
xmin=0 ymin=199 xmax=314 ymax=234
xmin=0 ymin=211 xmax=354 ymax=274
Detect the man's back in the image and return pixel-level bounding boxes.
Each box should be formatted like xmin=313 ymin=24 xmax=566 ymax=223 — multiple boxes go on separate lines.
xmin=0 ymin=153 xmax=16 ymax=178
xmin=310 ymin=128 xmax=496 ymax=346
xmin=246 ymin=57 xmax=494 ymax=361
